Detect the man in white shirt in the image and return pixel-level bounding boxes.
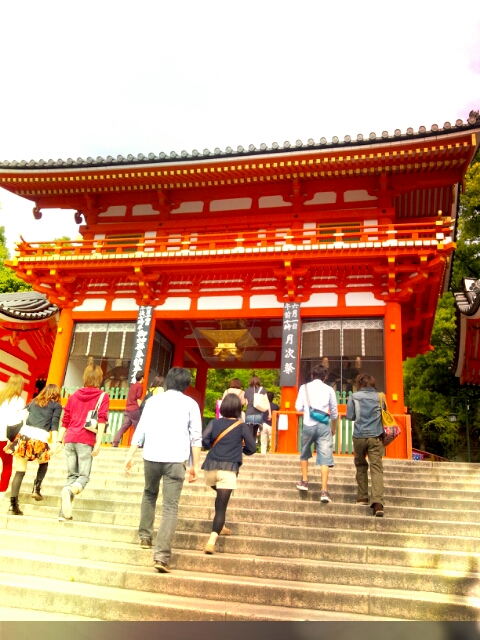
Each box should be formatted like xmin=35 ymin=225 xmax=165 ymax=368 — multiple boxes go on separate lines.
xmin=124 ymin=367 xmax=202 ymax=574
xmin=295 ymin=365 xmax=338 ymax=503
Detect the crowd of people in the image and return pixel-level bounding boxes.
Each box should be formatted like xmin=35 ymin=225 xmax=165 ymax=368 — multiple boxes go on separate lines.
xmin=0 ymin=363 xmax=386 ymax=574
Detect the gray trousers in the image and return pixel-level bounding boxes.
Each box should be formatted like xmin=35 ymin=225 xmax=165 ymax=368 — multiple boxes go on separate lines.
xmin=64 ymin=443 xmax=93 ymax=490
xmin=353 ymin=436 xmax=384 ymax=506
xmin=139 ymin=460 xmax=186 ymax=563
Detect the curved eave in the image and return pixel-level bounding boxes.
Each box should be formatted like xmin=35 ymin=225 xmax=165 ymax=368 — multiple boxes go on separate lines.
xmin=1 ymin=119 xmax=480 ymax=172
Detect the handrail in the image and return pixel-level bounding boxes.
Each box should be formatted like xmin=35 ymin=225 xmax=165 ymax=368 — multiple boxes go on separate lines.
xmin=12 ymin=218 xmax=452 ymax=260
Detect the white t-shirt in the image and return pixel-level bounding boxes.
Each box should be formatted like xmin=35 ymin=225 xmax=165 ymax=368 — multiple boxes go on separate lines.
xmin=0 ymin=396 xmax=26 ymax=441
xmin=295 ymin=379 xmax=338 ymax=427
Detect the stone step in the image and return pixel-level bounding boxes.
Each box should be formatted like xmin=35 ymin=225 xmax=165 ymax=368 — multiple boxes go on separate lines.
xmin=14 ymin=478 xmax=480 ymax=513
xmin=0 ymin=606 xmax=101 ymax=621
xmin=2 ymin=514 xmax=480 ymax=570
xmin=0 ymin=550 xmax=478 ymax=620
xmin=9 ymin=489 xmax=480 ymax=525
xmin=2 ymin=528 xmax=480 ymax=598
xmin=0 ymin=572 xmax=401 ymax=621
xmin=45 ymin=450 xmax=480 ymax=474
xmin=21 ymin=468 xmax=480 ymax=496
xmin=10 ymin=502 xmax=480 ymax=553
xmin=13 ymin=494 xmax=480 ymax=538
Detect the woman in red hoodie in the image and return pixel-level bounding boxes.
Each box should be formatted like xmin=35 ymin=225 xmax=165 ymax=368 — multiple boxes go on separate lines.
xmin=53 ymin=364 xmax=109 ymax=521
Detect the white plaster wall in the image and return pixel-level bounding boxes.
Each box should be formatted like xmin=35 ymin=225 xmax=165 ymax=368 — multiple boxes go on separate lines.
xmin=111 ymin=298 xmax=139 ymax=311
xmin=74 ymin=299 xmax=107 ymax=312
xmin=250 ymin=295 xmax=284 ymax=309
xmin=0 ymin=349 xmax=31 ymax=375
xmin=301 ymin=293 xmax=338 ymax=308
xmin=155 ymin=297 xmax=191 ymax=311
xmin=345 ymin=292 xmax=385 ymax=306
xmin=99 ymin=206 xmax=127 ymax=218
xmin=197 ymin=296 xmax=243 ymax=311
xmin=132 ymin=204 xmax=159 ymax=216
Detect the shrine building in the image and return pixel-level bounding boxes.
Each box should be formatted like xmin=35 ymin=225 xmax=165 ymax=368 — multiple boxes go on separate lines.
xmin=1 ymin=114 xmax=479 ymax=457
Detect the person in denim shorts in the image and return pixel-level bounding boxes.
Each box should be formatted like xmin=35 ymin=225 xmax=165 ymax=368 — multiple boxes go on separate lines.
xmin=295 ymin=365 xmax=338 ymax=503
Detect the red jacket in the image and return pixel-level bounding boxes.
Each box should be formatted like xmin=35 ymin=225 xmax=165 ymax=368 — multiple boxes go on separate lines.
xmin=62 ymin=387 xmax=110 ymax=446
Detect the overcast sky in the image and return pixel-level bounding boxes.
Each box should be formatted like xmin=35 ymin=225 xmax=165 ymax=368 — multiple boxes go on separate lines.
xmin=1 ymin=0 xmax=479 ymax=251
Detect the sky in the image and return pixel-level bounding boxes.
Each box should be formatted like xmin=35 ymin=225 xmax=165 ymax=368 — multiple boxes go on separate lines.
xmin=1 ymin=0 xmax=479 ymax=252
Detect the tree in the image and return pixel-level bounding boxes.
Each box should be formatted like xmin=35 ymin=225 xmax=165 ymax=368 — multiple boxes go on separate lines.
xmin=203 ymin=368 xmax=280 ymax=422
xmin=451 ymin=151 xmax=480 ymax=290
xmin=404 ymin=150 xmax=480 ymax=459
xmin=0 ymin=224 xmax=32 ymax=293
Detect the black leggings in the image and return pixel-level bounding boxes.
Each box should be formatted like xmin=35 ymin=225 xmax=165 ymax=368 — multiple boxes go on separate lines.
xmin=211 ymin=487 xmax=233 ymax=534
xmin=11 ymin=462 xmax=49 ymax=498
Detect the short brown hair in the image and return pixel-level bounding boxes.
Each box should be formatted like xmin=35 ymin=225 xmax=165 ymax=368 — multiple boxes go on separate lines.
xmin=356 ymin=373 xmax=376 ymax=389
xmin=229 ymin=378 xmax=242 ymax=390
xmin=83 ymin=364 xmax=103 ymax=388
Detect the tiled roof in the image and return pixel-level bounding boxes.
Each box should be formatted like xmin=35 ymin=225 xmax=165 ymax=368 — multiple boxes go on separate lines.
xmin=2 ymin=113 xmax=479 ymax=171
xmin=454 ymin=278 xmax=480 ymax=317
xmin=0 ymin=291 xmax=58 ymax=321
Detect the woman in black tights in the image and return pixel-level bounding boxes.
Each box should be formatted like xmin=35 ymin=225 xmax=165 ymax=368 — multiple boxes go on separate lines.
xmin=201 ymin=393 xmax=256 ymax=554
xmin=6 ymin=384 xmax=62 ymax=515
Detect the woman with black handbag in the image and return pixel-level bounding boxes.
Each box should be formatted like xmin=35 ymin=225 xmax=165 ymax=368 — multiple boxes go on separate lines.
xmin=201 ymin=393 xmax=256 ymax=554
xmin=5 ymin=384 xmax=62 ymax=515
xmin=0 ymin=374 xmax=26 ymax=503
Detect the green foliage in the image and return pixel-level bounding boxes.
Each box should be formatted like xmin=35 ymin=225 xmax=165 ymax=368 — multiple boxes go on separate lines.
xmin=0 ymin=224 xmax=32 ymax=293
xmin=403 ymin=293 xmax=480 ymax=459
xmin=451 ymin=151 xmax=480 ymax=291
xmin=203 ymin=368 xmax=280 ymax=423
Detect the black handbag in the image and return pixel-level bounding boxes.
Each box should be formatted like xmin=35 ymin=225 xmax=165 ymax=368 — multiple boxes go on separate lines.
xmin=6 ymin=422 xmax=22 ymax=442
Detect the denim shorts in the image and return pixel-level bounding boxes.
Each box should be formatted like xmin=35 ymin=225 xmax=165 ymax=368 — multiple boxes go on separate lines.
xmin=300 ymin=423 xmax=334 ymax=467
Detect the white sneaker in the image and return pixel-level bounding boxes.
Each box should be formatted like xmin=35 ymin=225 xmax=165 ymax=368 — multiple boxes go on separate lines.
xmin=61 ymin=487 xmax=74 ymax=519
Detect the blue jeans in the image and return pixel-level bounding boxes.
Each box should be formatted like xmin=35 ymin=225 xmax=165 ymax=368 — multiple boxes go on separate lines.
xmin=64 ymin=443 xmax=93 ymax=490
xmin=300 ymin=423 xmax=334 ymax=467
xmin=139 ymin=460 xmax=186 ymax=564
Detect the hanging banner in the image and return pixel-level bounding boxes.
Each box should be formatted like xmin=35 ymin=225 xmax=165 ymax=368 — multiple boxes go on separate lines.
xmin=128 ymin=306 xmax=154 ymax=384
xmin=279 ymin=302 xmax=301 ymax=387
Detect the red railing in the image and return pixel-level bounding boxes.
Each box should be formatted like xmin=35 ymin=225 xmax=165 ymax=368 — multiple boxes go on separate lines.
xmin=12 ymin=218 xmax=452 ymax=261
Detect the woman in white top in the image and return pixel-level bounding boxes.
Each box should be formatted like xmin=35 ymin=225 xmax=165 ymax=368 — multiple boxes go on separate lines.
xmin=0 ymin=374 xmax=26 ymax=500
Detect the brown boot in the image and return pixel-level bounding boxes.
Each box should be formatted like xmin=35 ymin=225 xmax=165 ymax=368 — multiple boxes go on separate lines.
xmin=372 ymin=503 xmax=384 ymax=517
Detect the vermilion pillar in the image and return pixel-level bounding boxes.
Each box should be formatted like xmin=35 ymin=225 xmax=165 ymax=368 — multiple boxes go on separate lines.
xmin=194 ymin=360 xmax=209 ymax=413
xmin=172 ymin=336 xmax=186 ymax=367
xmin=384 ymin=301 xmax=405 ymax=414
xmin=47 ymin=308 xmax=74 ymax=387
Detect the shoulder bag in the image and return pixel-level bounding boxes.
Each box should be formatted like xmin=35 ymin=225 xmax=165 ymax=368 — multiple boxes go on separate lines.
xmin=212 ymin=420 xmax=243 ymax=447
xmin=6 ymin=404 xmax=30 ymax=442
xmin=84 ymin=392 xmax=107 ymax=433
xmin=304 ymin=383 xmax=330 ymax=425
xmin=379 ymin=392 xmax=401 ymax=446
xmin=253 ymin=387 xmax=270 ymax=413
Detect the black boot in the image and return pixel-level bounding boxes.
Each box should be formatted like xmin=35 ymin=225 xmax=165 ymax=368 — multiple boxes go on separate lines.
xmin=8 ymin=497 xmax=23 ymax=516
xmin=32 ymin=482 xmax=43 ymax=501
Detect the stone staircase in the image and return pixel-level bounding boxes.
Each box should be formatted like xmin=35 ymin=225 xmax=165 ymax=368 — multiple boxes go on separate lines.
xmin=1 ymin=450 xmax=480 ymax=621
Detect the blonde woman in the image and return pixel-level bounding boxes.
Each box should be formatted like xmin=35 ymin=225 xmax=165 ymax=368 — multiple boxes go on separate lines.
xmin=0 ymin=374 xmax=26 ymax=501
xmin=6 ymin=384 xmax=62 ymax=515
